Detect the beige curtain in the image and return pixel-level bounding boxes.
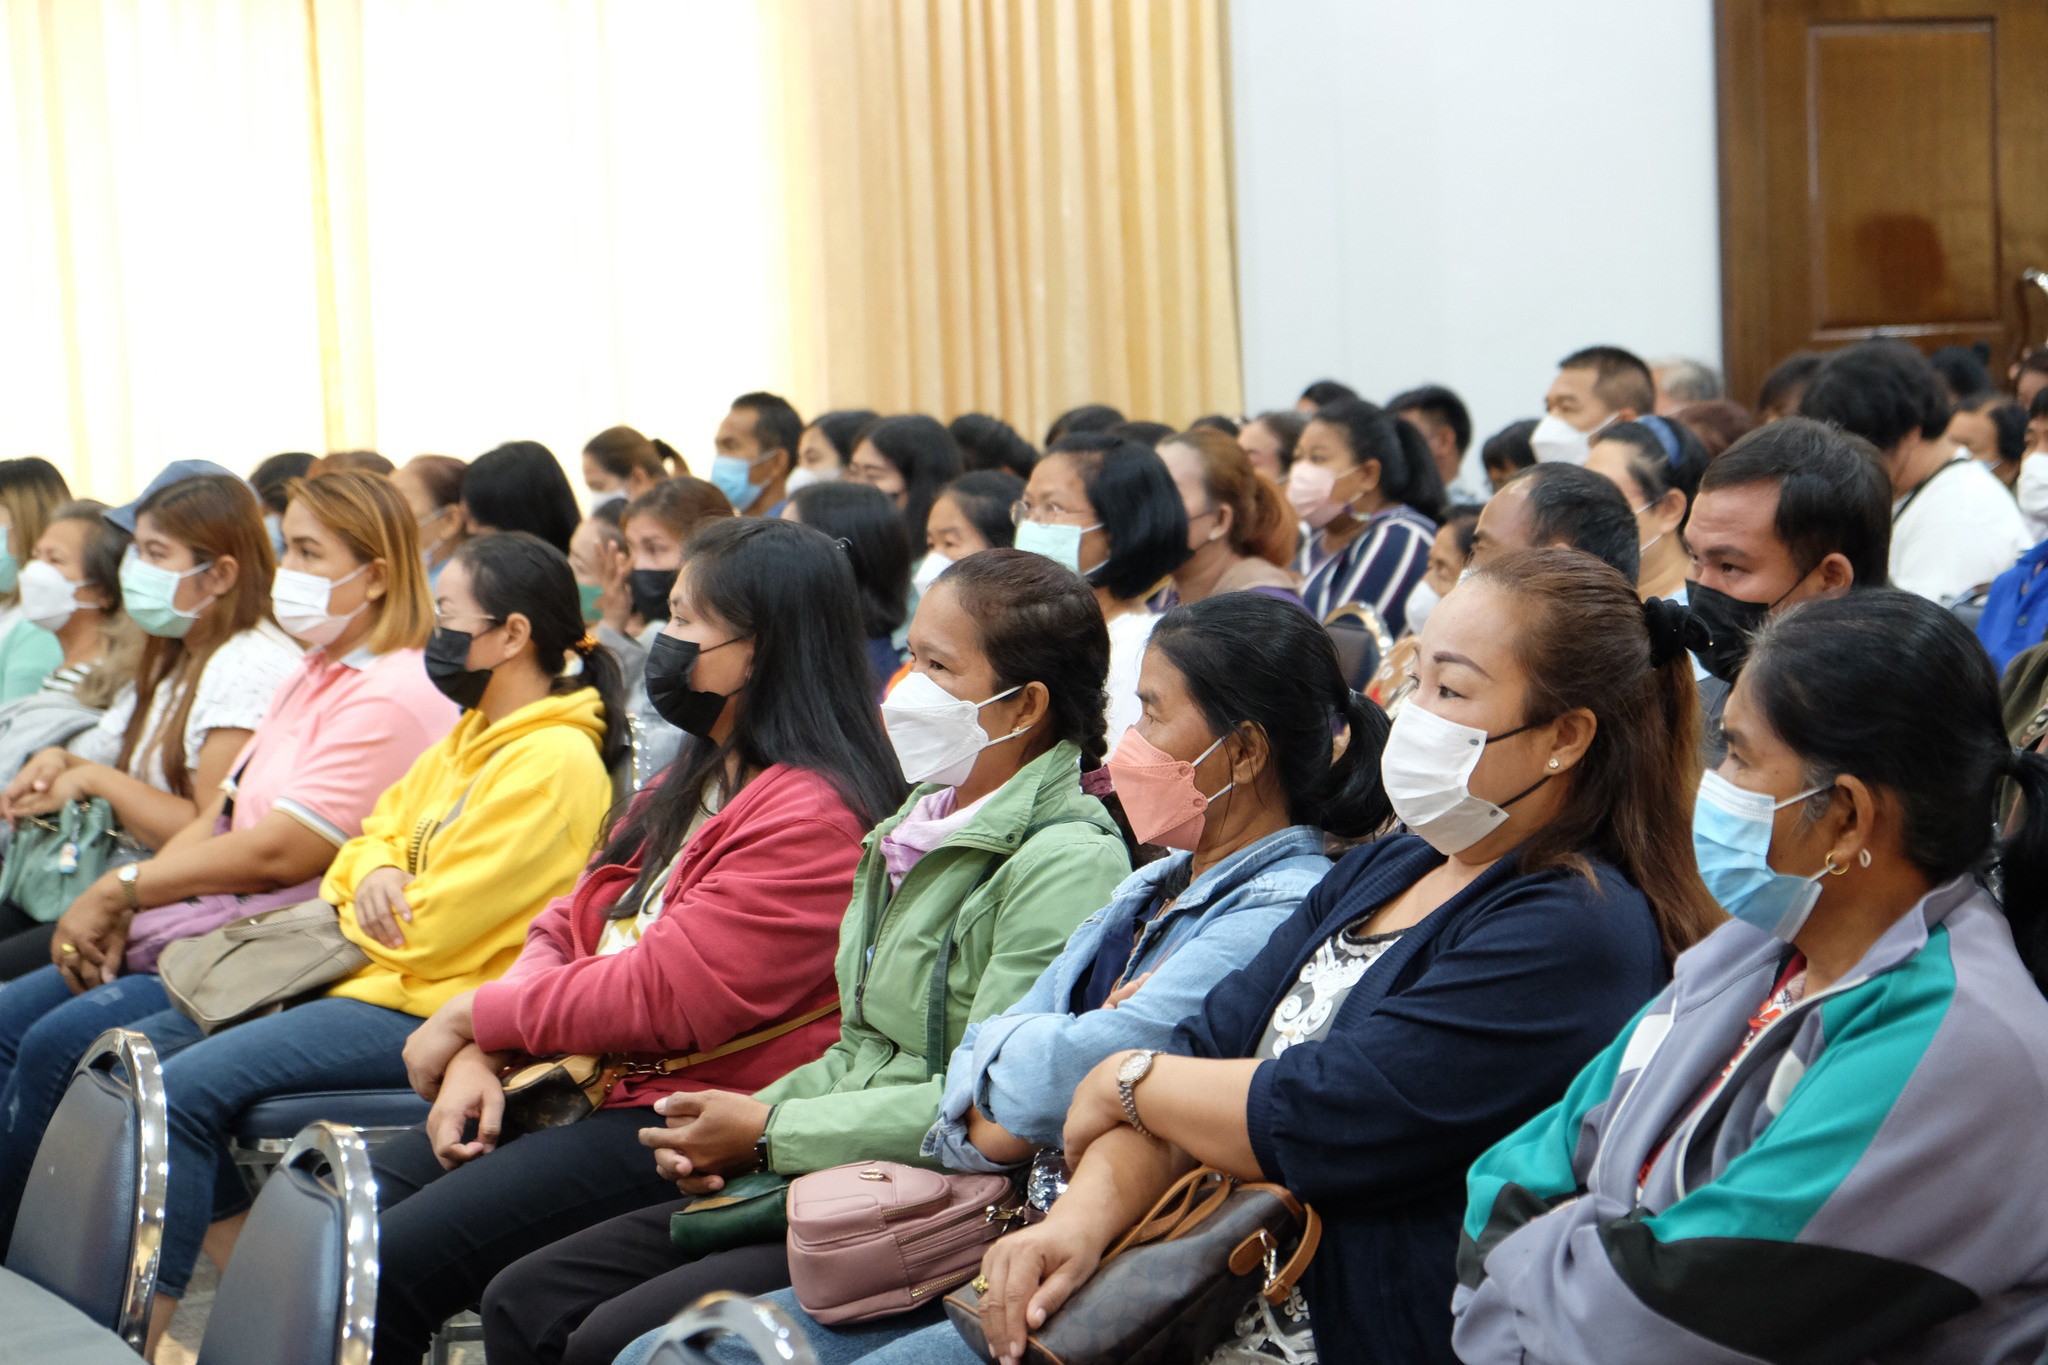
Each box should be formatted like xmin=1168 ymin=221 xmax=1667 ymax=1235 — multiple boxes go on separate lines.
xmin=766 ymin=0 xmax=1242 ymax=442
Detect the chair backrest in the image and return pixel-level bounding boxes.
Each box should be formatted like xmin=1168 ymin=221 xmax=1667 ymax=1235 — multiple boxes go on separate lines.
xmin=643 ymin=1292 xmax=821 ymax=1365
xmin=1323 ymin=601 xmax=1393 ymax=690
xmin=6 ymin=1026 xmax=166 ymax=1349
xmin=199 ymin=1121 xmax=377 ymax=1365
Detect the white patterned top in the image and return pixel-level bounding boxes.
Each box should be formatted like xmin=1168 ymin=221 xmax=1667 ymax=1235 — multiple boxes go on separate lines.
xmin=1257 ymin=922 xmax=1402 ymax=1058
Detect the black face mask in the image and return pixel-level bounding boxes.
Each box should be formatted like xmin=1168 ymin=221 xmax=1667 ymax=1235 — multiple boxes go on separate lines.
xmin=1687 ymin=578 xmax=1802 ymax=684
xmin=628 ymin=568 xmax=677 ymax=624
xmin=425 ymin=626 xmax=495 ymax=710
xmin=645 ymin=633 xmax=745 ymax=737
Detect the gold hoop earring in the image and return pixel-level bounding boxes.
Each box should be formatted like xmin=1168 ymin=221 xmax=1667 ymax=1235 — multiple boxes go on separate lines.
xmin=1823 ymin=853 xmax=1848 ymax=877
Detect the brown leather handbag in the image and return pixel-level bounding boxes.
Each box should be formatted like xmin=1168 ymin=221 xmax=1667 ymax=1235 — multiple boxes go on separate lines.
xmin=498 ymin=1001 xmax=840 ymax=1139
xmin=943 ymin=1166 xmax=1321 ymax=1365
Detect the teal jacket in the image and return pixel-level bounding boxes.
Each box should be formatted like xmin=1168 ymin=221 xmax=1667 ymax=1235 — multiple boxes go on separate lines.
xmin=755 ymin=740 xmax=1130 ymax=1174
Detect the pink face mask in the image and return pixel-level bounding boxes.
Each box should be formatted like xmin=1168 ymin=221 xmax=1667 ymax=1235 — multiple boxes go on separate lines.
xmin=1104 ymin=727 xmax=1235 ymax=851
xmin=1286 ymin=461 xmax=1346 ymax=530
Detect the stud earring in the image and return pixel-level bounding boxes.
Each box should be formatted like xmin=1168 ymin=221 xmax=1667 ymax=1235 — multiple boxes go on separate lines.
xmin=1858 ymin=849 xmax=1872 ymax=869
xmin=1546 ymin=758 xmax=1561 ymax=771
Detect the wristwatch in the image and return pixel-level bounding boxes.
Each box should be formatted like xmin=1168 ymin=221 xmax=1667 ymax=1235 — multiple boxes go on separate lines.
xmin=1117 ymin=1050 xmax=1164 ymax=1137
xmin=754 ymin=1105 xmax=777 ymax=1172
xmin=116 ymin=862 xmax=142 ymax=913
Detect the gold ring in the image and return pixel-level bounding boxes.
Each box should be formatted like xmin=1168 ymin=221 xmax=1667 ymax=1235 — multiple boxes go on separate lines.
xmin=58 ymin=942 xmax=77 ymax=956
xmin=971 ymin=1275 xmax=990 ymax=1294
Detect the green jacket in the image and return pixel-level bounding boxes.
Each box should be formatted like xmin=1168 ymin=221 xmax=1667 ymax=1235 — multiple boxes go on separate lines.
xmin=755 ymin=739 xmax=1129 ymax=1174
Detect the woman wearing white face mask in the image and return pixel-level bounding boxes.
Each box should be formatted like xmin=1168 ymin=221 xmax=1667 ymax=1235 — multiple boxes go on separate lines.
xmin=1287 ymin=398 xmax=1447 ymax=628
xmin=471 ymin=547 xmax=1130 ymax=1364
xmin=1456 ymin=589 xmax=2048 ymax=1365
xmin=1584 ymin=415 xmax=1712 ymax=605
xmin=0 ymin=474 xmax=300 ymax=978
xmin=974 ymin=548 xmax=1717 ymax=1365
xmin=0 ymin=458 xmax=71 ymax=702
xmin=0 ymin=473 xmax=455 ymax=1291
xmin=913 ymin=470 xmax=1025 ymax=603
xmin=15 ymin=499 xmax=138 ymax=704
xmin=1012 ymin=434 xmax=1189 ymax=748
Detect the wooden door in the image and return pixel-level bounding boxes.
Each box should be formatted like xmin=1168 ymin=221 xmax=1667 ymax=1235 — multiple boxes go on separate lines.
xmin=1718 ymin=0 xmax=2048 ymax=408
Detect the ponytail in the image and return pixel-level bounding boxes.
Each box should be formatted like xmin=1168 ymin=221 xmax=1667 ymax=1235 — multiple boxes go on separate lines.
xmin=559 ymin=638 xmax=631 ymax=778
xmin=1150 ymin=593 xmax=1394 ymax=840
xmin=2000 ymin=747 xmax=2048 ymax=992
xmin=1319 ymin=689 xmax=1394 ymax=840
xmin=1387 ymin=415 xmax=1449 ymax=522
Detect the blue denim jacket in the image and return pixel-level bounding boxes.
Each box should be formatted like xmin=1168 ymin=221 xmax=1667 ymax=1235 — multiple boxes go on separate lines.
xmin=921 ymin=824 xmax=1330 ymax=1172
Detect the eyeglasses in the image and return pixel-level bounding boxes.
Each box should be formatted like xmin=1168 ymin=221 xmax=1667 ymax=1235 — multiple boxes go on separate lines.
xmin=434 ymin=612 xmax=503 ymax=632
xmin=1010 ymin=498 xmax=1092 ymax=527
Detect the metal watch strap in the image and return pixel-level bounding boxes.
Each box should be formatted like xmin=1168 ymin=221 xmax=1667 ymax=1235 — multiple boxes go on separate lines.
xmin=117 ymin=862 xmax=141 ymax=911
xmin=1120 ymin=1050 xmax=1162 ymax=1137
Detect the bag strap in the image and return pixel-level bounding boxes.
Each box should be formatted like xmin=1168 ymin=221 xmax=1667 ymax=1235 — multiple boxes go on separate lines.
xmin=634 ymin=999 xmax=842 ymax=1078
xmin=922 ymin=813 xmax=1108 ymax=1078
xmin=1102 ymin=1167 xmax=1236 ymax=1262
xmin=1893 ymin=453 xmax=1965 ymax=523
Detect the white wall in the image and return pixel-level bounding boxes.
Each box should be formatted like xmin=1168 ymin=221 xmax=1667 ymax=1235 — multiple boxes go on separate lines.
xmin=1228 ymin=0 xmax=1722 ymax=483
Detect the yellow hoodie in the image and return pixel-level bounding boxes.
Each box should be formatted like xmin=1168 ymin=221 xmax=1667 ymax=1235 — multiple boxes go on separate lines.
xmin=322 ymin=687 xmax=612 ymax=1016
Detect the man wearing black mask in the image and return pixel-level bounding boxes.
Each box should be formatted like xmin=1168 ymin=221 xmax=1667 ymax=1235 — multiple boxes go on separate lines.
xmin=1685 ymin=418 xmax=1891 ymax=762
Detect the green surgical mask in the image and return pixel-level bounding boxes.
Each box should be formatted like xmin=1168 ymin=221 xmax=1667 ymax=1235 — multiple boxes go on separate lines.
xmin=578 ymin=582 xmax=605 ymax=625
xmin=119 ymin=549 xmax=212 ymax=639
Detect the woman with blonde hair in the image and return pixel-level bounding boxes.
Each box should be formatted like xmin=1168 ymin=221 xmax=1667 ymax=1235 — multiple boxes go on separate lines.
xmin=0 ymin=458 xmax=71 ymax=700
xmin=0 ymin=471 xmax=458 ymax=1269
xmin=1155 ymin=426 xmax=1302 ymax=609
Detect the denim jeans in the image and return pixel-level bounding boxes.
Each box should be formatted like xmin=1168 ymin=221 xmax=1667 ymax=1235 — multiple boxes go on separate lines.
xmin=0 ymin=966 xmax=177 ymax=1250
xmin=623 ymin=1288 xmax=972 ymax=1365
xmin=126 ymin=997 xmax=420 ymax=1297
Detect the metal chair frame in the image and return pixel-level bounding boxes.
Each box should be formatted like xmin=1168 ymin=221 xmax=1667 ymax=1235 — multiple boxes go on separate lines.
xmin=643 ymin=1291 xmax=822 ymax=1365
xmin=208 ymin=1121 xmax=379 ymax=1365
xmin=8 ymin=1027 xmax=170 ymax=1352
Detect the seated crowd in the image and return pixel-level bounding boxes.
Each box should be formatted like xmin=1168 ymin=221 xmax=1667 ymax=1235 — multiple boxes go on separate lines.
xmin=7 ymin=337 xmax=2048 ymax=1365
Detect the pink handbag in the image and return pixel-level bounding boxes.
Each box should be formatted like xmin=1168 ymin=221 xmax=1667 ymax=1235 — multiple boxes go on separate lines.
xmin=786 ymin=1161 xmax=1023 ymax=1325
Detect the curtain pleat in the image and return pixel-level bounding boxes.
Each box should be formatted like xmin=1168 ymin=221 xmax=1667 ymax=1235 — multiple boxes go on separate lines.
xmin=769 ymin=0 xmax=1242 ymax=443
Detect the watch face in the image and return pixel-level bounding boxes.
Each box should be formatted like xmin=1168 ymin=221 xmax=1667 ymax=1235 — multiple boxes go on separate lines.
xmin=1117 ymin=1051 xmax=1151 ymax=1084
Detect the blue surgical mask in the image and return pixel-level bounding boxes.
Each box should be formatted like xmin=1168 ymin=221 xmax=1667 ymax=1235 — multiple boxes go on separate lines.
xmin=1691 ymin=769 xmax=1831 ymax=941
xmin=264 ymin=513 xmax=286 ymax=559
xmin=1014 ymin=520 xmax=1103 ymax=576
xmin=0 ymin=527 xmax=16 ymax=596
xmin=711 ymin=453 xmax=768 ymax=511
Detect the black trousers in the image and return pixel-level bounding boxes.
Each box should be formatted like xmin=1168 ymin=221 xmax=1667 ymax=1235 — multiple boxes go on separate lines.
xmin=0 ymin=907 xmax=56 ymax=983
xmin=481 ymin=1201 xmax=794 ymax=1365
xmin=368 ymin=1108 xmax=679 ymax=1365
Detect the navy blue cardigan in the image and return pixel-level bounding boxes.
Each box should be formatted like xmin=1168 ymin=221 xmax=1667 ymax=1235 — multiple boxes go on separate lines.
xmin=1172 ymin=833 xmax=1669 ymax=1365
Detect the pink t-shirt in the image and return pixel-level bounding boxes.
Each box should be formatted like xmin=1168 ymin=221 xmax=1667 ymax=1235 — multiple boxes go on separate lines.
xmin=229 ymin=644 xmax=458 ymax=843
xmin=123 ymin=644 xmax=458 ymax=972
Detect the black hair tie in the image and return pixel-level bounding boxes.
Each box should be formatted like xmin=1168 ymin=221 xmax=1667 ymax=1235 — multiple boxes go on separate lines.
xmin=2011 ymin=745 xmax=2034 ymax=779
xmin=1642 ymin=596 xmax=1709 ymax=669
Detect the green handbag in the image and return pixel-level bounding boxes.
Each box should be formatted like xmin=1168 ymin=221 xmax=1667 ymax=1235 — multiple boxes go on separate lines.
xmin=0 ymin=797 xmax=146 ymax=923
xmin=668 ymin=1170 xmax=792 ymax=1258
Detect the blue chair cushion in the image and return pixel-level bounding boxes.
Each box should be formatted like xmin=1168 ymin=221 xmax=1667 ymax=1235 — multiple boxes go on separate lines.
xmin=0 ymin=1267 xmax=137 ymax=1365
xmin=235 ymin=1090 xmax=430 ymax=1144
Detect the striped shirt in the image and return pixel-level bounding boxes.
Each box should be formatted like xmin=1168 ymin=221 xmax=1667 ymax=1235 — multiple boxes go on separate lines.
xmin=1294 ymin=504 xmax=1438 ymax=630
